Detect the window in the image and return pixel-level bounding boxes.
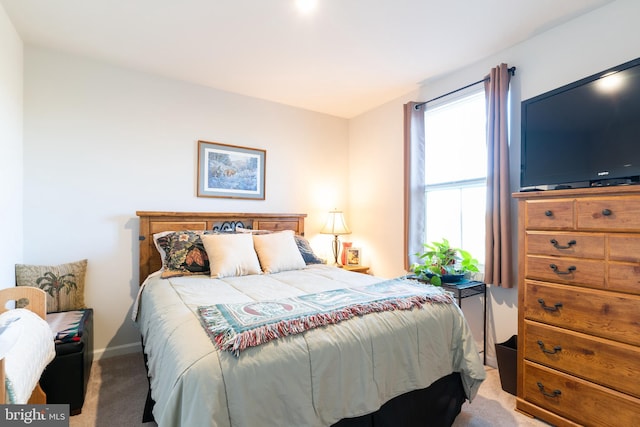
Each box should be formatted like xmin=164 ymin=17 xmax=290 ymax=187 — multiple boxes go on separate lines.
xmin=423 ymin=89 xmax=486 ymax=265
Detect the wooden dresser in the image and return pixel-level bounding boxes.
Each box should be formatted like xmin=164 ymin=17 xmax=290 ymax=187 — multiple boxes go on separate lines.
xmin=513 ymin=187 xmax=640 ymax=427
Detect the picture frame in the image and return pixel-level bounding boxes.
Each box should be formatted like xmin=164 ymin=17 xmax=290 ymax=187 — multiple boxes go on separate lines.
xmin=197 ymin=140 xmax=266 ymax=199
xmin=345 ymin=247 xmax=361 ymax=266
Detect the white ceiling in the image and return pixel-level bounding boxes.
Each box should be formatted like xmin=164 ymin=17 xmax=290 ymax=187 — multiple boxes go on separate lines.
xmin=1 ymin=0 xmax=613 ymax=118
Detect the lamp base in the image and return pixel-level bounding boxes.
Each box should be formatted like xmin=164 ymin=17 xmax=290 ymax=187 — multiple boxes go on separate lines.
xmin=331 ymin=235 xmax=340 ymax=265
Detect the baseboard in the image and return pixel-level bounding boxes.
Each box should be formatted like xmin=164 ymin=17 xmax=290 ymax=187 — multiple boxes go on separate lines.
xmin=485 ymin=354 xmax=498 ymax=369
xmin=93 ymin=342 xmax=142 ymax=360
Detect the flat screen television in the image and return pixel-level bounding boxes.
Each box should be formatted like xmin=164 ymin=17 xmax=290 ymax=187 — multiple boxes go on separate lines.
xmin=520 ymin=56 xmax=640 ymax=190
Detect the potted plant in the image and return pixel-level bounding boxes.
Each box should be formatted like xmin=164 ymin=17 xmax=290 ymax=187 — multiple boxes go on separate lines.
xmin=410 ymin=238 xmax=479 ymax=286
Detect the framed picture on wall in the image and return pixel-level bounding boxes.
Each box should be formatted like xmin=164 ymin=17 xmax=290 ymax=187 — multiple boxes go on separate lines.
xmin=345 ymin=247 xmax=361 ymax=266
xmin=197 ymin=140 xmax=266 ymax=199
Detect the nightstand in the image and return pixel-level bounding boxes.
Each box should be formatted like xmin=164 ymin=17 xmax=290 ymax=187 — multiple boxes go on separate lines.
xmin=441 ymin=280 xmax=486 ymax=365
xmin=340 ymin=265 xmax=370 ymax=274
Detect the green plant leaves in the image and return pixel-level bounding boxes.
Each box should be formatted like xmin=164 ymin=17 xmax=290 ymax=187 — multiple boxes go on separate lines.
xmin=410 ymin=238 xmax=479 ymax=283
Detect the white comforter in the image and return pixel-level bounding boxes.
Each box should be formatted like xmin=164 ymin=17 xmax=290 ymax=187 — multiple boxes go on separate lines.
xmin=136 ymin=265 xmax=485 ymax=427
xmin=0 ymin=308 xmax=55 ymax=404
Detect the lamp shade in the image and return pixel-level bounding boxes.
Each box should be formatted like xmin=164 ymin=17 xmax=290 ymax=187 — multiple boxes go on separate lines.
xmin=320 ymin=210 xmax=351 ymax=235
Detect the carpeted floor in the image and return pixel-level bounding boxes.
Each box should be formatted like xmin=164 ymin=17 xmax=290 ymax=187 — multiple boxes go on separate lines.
xmin=70 ymin=352 xmax=549 ymax=426
xmin=69 ymin=352 xmax=156 ymax=427
xmin=452 ymin=368 xmax=550 ymax=427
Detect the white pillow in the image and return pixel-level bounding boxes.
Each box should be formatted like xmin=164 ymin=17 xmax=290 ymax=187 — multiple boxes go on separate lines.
xmin=201 ymin=233 xmax=262 ymax=278
xmin=253 ymin=230 xmax=306 ymax=274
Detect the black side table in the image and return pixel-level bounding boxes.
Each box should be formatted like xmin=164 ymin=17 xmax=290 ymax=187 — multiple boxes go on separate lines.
xmin=441 ymin=280 xmax=487 ymax=365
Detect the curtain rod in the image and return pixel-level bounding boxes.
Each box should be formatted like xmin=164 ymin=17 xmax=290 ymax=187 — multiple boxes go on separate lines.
xmin=414 ymin=66 xmax=516 ymax=110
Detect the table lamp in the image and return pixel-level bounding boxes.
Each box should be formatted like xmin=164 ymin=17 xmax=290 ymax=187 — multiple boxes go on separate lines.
xmin=320 ymin=210 xmax=351 ymax=265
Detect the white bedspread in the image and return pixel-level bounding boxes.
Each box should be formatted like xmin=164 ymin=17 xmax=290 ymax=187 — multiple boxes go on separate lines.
xmin=136 ymin=265 xmax=485 ymax=427
xmin=0 ymin=308 xmax=55 ymax=404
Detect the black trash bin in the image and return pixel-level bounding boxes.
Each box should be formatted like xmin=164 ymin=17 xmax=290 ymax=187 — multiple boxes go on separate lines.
xmin=495 ymin=335 xmax=517 ymax=396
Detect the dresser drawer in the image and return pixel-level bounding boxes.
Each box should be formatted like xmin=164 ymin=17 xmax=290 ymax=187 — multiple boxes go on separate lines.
xmin=607 ymin=234 xmax=640 ymax=295
xmin=609 ymin=234 xmax=640 ymax=262
xmin=525 ymin=199 xmax=574 ymax=230
xmin=526 ymin=231 xmax=604 ymax=258
xmin=577 ymin=197 xmax=640 ymax=231
xmin=523 ymin=281 xmax=640 ymax=346
xmin=523 ymin=362 xmax=640 ymax=427
xmin=525 ymin=255 xmax=604 ymax=288
xmin=523 ymin=321 xmax=640 ymax=398
xmin=608 ymin=262 xmax=640 ymax=295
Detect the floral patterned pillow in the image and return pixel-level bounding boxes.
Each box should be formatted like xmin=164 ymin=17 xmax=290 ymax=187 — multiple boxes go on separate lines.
xmin=155 ymin=230 xmax=212 ymax=278
xmin=15 ymin=259 xmax=87 ymax=313
xmin=294 ymin=235 xmax=324 ymax=265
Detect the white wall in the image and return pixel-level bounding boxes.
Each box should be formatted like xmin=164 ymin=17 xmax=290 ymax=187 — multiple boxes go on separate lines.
xmin=350 ymin=0 xmax=640 ymax=366
xmin=0 ymin=3 xmax=23 ymax=289
xmin=23 ymin=47 xmax=350 ymax=358
xmin=347 ymin=90 xmax=418 ymax=279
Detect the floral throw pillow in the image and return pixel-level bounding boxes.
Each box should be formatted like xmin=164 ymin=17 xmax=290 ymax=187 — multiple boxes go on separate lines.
xmin=156 ymin=230 xmax=211 ymax=278
xmin=294 ymin=235 xmax=325 ymax=265
xmin=15 ymin=259 xmax=87 ymax=313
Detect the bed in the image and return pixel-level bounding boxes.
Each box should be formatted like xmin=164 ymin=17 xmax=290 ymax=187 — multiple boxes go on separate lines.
xmin=135 ymin=211 xmax=485 ymax=427
xmin=0 ymin=286 xmax=55 ymax=405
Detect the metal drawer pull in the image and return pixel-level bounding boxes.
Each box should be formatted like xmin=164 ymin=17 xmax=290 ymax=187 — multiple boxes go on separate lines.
xmin=549 ymin=264 xmax=576 ymax=275
xmin=544 ymin=210 xmax=553 ymax=217
xmin=550 ymin=239 xmax=576 ymax=249
xmin=537 ymin=340 xmax=562 ymax=354
xmin=538 ymin=298 xmax=563 ymax=312
xmin=537 ymin=382 xmax=562 ymax=398
xmin=602 ymin=208 xmax=612 ymax=216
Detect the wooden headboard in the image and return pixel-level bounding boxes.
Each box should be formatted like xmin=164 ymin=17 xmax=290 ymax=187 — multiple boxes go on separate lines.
xmin=136 ymin=211 xmax=306 ymax=285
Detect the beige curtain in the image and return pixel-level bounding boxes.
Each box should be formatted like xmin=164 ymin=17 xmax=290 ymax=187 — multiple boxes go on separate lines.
xmin=403 ymin=102 xmax=426 ymax=271
xmin=484 ymin=64 xmax=513 ymax=287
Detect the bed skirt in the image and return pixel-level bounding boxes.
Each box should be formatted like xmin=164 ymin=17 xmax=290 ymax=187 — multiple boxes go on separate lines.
xmin=141 ymin=345 xmax=465 ymax=427
xmin=331 ymin=372 xmax=465 ymax=427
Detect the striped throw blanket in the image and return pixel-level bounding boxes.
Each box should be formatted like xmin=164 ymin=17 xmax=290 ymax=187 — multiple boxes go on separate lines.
xmin=198 ymin=277 xmax=453 ymax=356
